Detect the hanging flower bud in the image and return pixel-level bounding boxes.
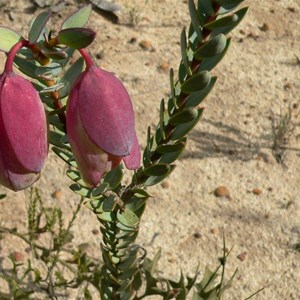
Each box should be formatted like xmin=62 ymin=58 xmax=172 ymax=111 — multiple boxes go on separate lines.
xmin=66 ymin=51 xmax=140 ymax=187
xmin=0 ymin=41 xmax=48 ymax=191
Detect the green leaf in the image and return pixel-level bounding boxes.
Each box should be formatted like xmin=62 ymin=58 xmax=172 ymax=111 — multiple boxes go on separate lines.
xmin=197 ymin=0 xmax=215 ymax=23
xmin=116 ymin=222 xmax=137 ymax=232
xmin=132 ymin=188 xmax=151 ymax=199
xmin=181 ymin=71 xmax=211 ymax=94
xmin=28 ymin=11 xmax=51 ymax=44
xmin=0 ymin=27 xmax=21 ymax=52
xmin=118 ymin=252 xmax=138 ymax=270
xmin=156 ymin=139 xmax=187 ymax=154
xmin=0 ymin=194 xmax=6 ymax=200
xmin=48 ymin=115 xmax=65 ymax=131
xmin=117 ymin=208 xmax=139 ymax=227
xmin=187 ymin=265 xmax=200 ymax=291
xmin=199 ymin=39 xmax=231 ymax=72
xmin=180 ymin=29 xmax=192 ymax=76
xmin=143 ymin=248 xmax=161 ymax=275
xmin=49 ymin=131 xmax=70 ymax=150
xmin=188 ymin=0 xmax=203 ymax=39
xmin=126 ymin=198 xmax=146 ymax=214
xmin=216 ymin=0 xmax=244 ymax=10
xmin=194 ymin=34 xmax=227 ymax=59
xmin=52 ymin=147 xmax=77 ymax=168
xmin=39 ymin=82 xmax=64 ymax=94
xmin=59 ymin=57 xmax=85 ymax=98
xmin=103 ymin=164 xmax=124 ymax=190
xmin=156 ymin=140 xmax=186 ymax=164
xmin=35 ymin=63 xmax=62 ymax=80
xmin=170 ymin=68 xmax=179 ymax=108
xmin=143 ymin=126 xmax=152 ymax=167
xmin=53 ymin=47 xmax=75 ymax=68
xmin=101 ymin=194 xmax=117 ymax=211
xmin=40 ymin=45 xmax=68 ymax=60
xmin=210 ymin=7 xmax=249 ymax=36
xmin=132 ymin=271 xmax=143 ymax=292
xmin=169 ymin=107 xmax=198 ymax=125
xmin=143 ymin=164 xmax=171 ymax=176
xmin=159 ymin=99 xmax=166 ymax=140
xmin=205 ymin=14 xmax=238 ymax=30
xmin=14 ymin=56 xmax=39 ymax=79
xmin=62 ymin=5 xmax=92 ymax=29
xmin=96 ymin=211 xmax=113 ymax=222
xmin=143 ymin=165 xmax=176 ymax=186
xmin=159 ymin=148 xmax=185 ymax=164
xmin=170 ymin=108 xmax=204 ymax=140
xmin=91 ymin=183 xmax=110 ymax=198
xmin=67 ymin=170 xmax=88 ymax=187
xmin=186 ymin=76 xmax=217 ymax=107
xmin=178 ymin=61 xmax=188 ymax=84
xmin=58 ymin=27 xmax=96 ymax=49
xmin=69 ymin=184 xmax=93 ymax=198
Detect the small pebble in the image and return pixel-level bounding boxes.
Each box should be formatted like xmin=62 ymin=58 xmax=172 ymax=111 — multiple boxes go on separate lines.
xmin=210 ymin=227 xmax=220 ymax=235
xmin=139 ymin=40 xmax=153 ymax=50
xmin=252 ymin=188 xmax=262 ymax=196
xmin=284 ymin=83 xmax=292 ymax=90
xmin=237 ymin=252 xmax=247 ymax=262
xmin=214 ymin=186 xmax=231 ymax=199
xmin=159 ymin=61 xmax=169 ymax=72
xmin=247 ymin=32 xmax=259 ymax=40
xmin=161 ymin=181 xmax=170 ymax=189
xmin=287 ymin=7 xmax=296 ymax=13
xmin=142 ymin=16 xmax=151 ymax=22
xmin=52 ymin=190 xmax=62 ymax=200
xmin=128 ymin=37 xmax=137 ymax=44
xmin=92 ymin=229 xmax=99 ymax=235
xmin=259 ymin=23 xmax=270 ymax=32
xmin=96 ymin=51 xmax=104 ymax=60
xmin=193 ymin=232 xmax=202 ymax=239
xmin=228 ymin=149 xmax=235 ymax=155
xmin=12 ymin=251 xmax=24 ymax=262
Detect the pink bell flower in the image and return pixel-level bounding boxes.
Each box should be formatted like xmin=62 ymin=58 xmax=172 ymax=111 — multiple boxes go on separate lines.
xmin=0 ymin=41 xmax=48 ymax=191
xmin=66 ymin=50 xmax=140 ymax=187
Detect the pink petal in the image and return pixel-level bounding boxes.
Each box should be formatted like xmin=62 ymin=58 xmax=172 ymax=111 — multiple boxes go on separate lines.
xmin=0 ymin=144 xmax=40 ymax=191
xmin=123 ymin=134 xmax=141 ymax=170
xmin=75 ymin=66 xmax=137 ymax=156
xmin=0 ymin=72 xmax=48 ymax=173
xmin=67 ymin=89 xmax=120 ymax=187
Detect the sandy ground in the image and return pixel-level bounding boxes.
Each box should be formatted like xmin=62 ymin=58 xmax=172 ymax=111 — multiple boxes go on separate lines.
xmin=0 ymin=0 xmax=300 ymax=299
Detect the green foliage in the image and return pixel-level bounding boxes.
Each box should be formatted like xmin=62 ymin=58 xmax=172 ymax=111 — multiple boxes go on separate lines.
xmin=0 ymin=188 xmax=102 ymax=299
xmin=28 ymin=11 xmax=51 ymax=44
xmin=0 ymin=27 xmax=21 ymax=52
xmin=61 ymin=4 xmax=92 ymax=29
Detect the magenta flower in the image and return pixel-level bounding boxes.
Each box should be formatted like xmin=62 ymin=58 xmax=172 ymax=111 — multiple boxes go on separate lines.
xmin=0 ymin=42 xmax=48 ymax=191
xmin=66 ymin=52 xmax=140 ymax=187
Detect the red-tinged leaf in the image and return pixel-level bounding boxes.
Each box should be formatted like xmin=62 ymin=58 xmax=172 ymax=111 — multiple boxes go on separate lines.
xmin=58 ymin=27 xmax=96 ymax=49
